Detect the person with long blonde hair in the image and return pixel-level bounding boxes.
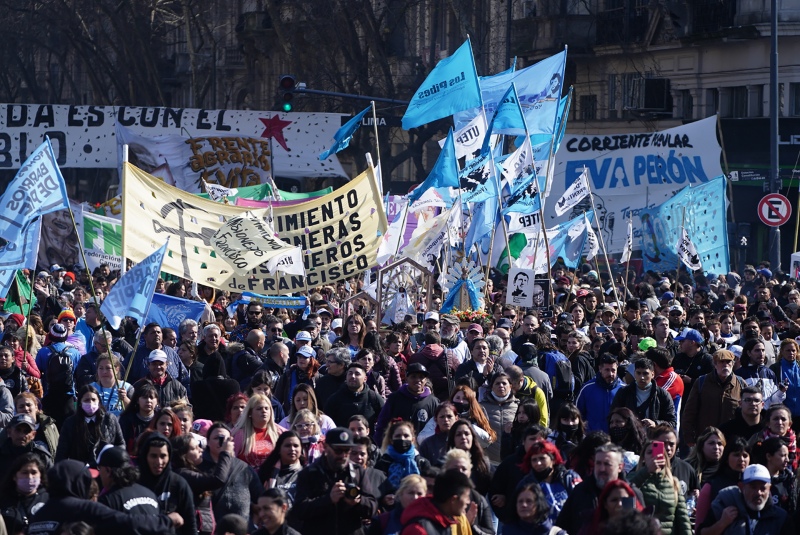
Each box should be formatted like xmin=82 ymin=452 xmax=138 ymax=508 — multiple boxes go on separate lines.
xmin=232 ymin=393 xmax=287 ymax=469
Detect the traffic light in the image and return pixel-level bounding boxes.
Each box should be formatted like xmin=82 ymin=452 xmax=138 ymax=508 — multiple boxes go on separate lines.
xmin=278 ymin=75 xmax=296 ymax=112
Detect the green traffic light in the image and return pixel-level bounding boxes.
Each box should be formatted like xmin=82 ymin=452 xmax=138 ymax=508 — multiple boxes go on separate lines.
xmin=281 ymin=102 xmax=293 ymax=112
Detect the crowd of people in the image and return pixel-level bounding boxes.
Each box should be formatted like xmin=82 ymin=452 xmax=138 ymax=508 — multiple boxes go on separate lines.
xmin=1 ymin=261 xmax=800 ymax=535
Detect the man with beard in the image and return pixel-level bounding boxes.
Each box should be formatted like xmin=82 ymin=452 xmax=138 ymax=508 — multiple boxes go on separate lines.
xmin=229 ymin=301 xmax=264 ymax=343
xmin=698 ymin=464 xmax=793 ymax=535
xmin=323 ymin=362 xmax=384 ymax=428
xmin=438 ymin=315 xmax=469 ymax=366
xmin=196 ymin=324 xmax=224 ymax=366
xmin=510 ymin=314 xmax=539 ymax=355
xmin=556 ymin=443 xmax=644 ymax=535
xmin=291 ymin=427 xmax=378 ymax=535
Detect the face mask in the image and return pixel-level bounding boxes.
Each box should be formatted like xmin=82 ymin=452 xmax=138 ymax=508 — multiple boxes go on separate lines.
xmin=301 ymin=435 xmax=318 ymax=444
xmin=454 ymin=401 xmax=470 ymax=414
xmin=16 ymin=476 xmax=40 ymax=494
xmin=392 ymin=439 xmax=412 ymax=453
xmin=82 ymin=401 xmax=99 ymax=416
xmin=533 ymin=466 xmax=553 ymax=481
xmin=563 ymin=423 xmax=580 ymax=436
xmin=609 ymin=426 xmax=628 ymax=443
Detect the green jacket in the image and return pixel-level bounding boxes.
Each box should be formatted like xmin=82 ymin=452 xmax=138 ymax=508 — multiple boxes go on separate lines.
xmin=629 ymin=466 xmax=692 ymax=535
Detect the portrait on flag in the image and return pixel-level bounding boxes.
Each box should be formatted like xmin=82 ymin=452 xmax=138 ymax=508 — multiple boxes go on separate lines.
xmin=122 ymin=163 xmax=387 ymax=294
xmin=507 ymin=268 xmax=536 ymax=308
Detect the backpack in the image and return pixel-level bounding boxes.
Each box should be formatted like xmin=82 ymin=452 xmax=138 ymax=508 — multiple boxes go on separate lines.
xmin=45 ymin=346 xmax=75 ymax=394
xmin=694 ymin=373 xmax=746 ymax=395
xmin=552 ymin=357 xmax=576 ymax=401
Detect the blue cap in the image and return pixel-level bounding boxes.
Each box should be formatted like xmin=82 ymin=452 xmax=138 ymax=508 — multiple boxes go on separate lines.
xmin=661 ymin=291 xmax=675 ymax=301
xmin=296 ymin=345 xmax=315 ymax=359
xmin=675 ymin=328 xmax=704 ymax=344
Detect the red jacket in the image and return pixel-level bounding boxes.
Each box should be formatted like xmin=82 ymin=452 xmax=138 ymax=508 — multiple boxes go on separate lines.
xmin=400 ymin=496 xmax=457 ymax=535
xmin=655 ymin=366 xmax=684 ymax=415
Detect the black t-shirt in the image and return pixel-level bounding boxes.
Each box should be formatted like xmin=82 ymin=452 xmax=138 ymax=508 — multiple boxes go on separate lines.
xmin=670 ymin=457 xmax=700 ymax=496
xmin=98 ymin=483 xmax=160 ymax=515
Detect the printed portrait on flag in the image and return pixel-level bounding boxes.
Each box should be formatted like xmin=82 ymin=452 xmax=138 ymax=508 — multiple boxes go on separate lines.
xmin=507 ymin=268 xmax=535 ymax=308
xmin=38 ymin=207 xmax=80 ymax=272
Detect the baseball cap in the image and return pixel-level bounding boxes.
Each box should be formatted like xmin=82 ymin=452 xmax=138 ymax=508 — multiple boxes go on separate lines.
xmin=58 ymin=309 xmax=77 ymax=322
xmin=468 ymin=323 xmax=483 ymax=334
xmin=325 ymin=427 xmax=356 ymax=447
xmin=600 ymin=305 xmax=616 ymax=314
xmin=37 ymin=271 xmax=50 ymax=279
xmin=424 ymin=311 xmax=440 ymax=322
xmin=440 ymin=314 xmax=459 ymax=325
xmin=742 ymin=464 xmax=771 ymax=484
xmin=556 ymin=276 xmax=571 ymax=286
xmin=192 ymin=419 xmax=213 ymax=437
xmin=713 ymin=349 xmax=736 ymax=362
xmin=406 ymin=362 xmax=430 ymax=377
xmin=661 ymin=291 xmax=675 ymax=301
xmin=669 ymin=304 xmax=684 ymax=314
xmin=496 ymin=318 xmax=514 ymax=330
xmin=331 ymin=318 xmax=343 ymax=330
xmin=576 ymin=289 xmax=591 ymax=298
xmin=148 ymin=349 xmax=168 ymax=363
xmin=96 ymin=445 xmax=131 ymax=468
xmin=7 ymin=413 xmax=38 ymax=431
xmin=50 ymin=264 xmax=64 ymax=272
xmin=295 ymin=330 xmax=312 ymax=342
xmin=744 ymin=265 xmax=757 ymax=274
xmin=317 ymin=307 xmax=332 ymax=316
xmin=734 ymin=304 xmax=747 ymax=312
xmin=296 ymin=345 xmax=316 ymax=359
xmin=638 ymin=337 xmax=657 ymax=351
xmin=675 ymin=328 xmax=703 ymax=344
xmin=758 ymin=268 xmax=773 ymax=279
xmin=49 ymin=323 xmax=67 ymax=339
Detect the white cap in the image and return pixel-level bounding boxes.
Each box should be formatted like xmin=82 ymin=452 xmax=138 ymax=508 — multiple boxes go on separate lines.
xmin=424 ymin=311 xmax=440 ymax=322
xmin=148 ymin=349 xmax=168 ymax=363
xmin=741 ymin=464 xmax=771 ymax=484
xmin=332 ymin=318 xmax=343 ymax=330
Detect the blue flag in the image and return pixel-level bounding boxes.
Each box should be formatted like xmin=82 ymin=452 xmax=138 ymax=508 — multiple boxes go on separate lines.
xmin=0 ymin=139 xmax=69 ymax=245
xmin=465 ymin=195 xmax=499 ymax=254
xmin=402 ymin=40 xmax=482 ymax=130
xmin=460 ymin=152 xmax=499 ymax=204
xmin=502 ymin=174 xmax=541 ymax=216
xmin=639 ymin=176 xmax=729 ymax=275
xmin=484 ymin=84 xmax=528 ymax=145
xmin=408 ymin=129 xmax=460 ymax=203
xmin=101 ymin=240 xmax=169 ymax=329
xmin=319 ymin=105 xmax=371 ymax=160
xmin=146 ymin=293 xmax=207 ymax=335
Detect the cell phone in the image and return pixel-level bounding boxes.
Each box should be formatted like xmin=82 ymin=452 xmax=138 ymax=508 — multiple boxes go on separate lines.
xmin=217 ymin=436 xmax=225 ymax=447
xmin=621 ymin=497 xmax=636 ymax=510
xmin=651 ymin=441 xmax=665 ymax=458
xmin=596 ymin=325 xmax=609 ymax=334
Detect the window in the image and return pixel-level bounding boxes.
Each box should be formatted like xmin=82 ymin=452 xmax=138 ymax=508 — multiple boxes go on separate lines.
xmin=705 ymin=88 xmax=719 ymax=117
xmin=790 ymin=83 xmax=800 ymax=116
xmin=608 ymin=74 xmax=617 ymax=119
xmin=748 ymin=85 xmax=763 ymax=117
xmin=680 ymin=90 xmax=693 ymax=119
xmin=580 ymin=95 xmax=598 ymax=120
xmin=720 ymin=86 xmax=748 ymax=118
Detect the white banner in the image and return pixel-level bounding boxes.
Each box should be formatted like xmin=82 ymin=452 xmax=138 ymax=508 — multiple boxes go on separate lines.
xmin=211 ymin=211 xmax=298 ymax=276
xmin=545 ymin=116 xmax=723 ymax=253
xmin=677 ymin=227 xmax=703 ymax=271
xmin=0 ymin=104 xmax=347 ymax=181
xmin=554 ymin=167 xmax=589 ymax=216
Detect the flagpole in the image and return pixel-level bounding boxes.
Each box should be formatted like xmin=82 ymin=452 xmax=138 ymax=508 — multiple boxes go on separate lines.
xmin=622 ymin=218 xmax=632 ymax=301
xmin=121 ymin=145 xmax=129 ymax=276
xmin=370 ymin=101 xmax=383 ymax=197
xmin=585 ymin=171 xmax=622 ymax=309
xmin=677 ymin=207 xmax=687 ymax=286
xmin=23 ymin=270 xmax=35 ymax=358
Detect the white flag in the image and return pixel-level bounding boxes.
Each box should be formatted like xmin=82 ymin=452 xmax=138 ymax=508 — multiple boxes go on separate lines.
xmin=554 ymin=167 xmax=590 ymax=216
xmin=202 ymin=179 xmax=237 ymax=202
xmin=676 ymin=227 xmax=702 ymax=271
xmin=211 ymin=211 xmax=298 ymax=276
xmin=409 ymin=187 xmax=450 ymax=212
xmin=500 ymin=136 xmax=535 ymax=185
xmin=402 ymin=208 xmax=452 ymax=272
xmin=584 ymin=213 xmax=600 ymax=261
xmin=620 ymin=218 xmax=633 ymax=263
xmin=376 ymin=198 xmax=408 ymax=265
xmin=513 ymin=229 xmax=552 ymax=275
xmin=265 ymin=246 xmax=306 ymax=276
xmin=441 ymin=113 xmax=488 ymax=160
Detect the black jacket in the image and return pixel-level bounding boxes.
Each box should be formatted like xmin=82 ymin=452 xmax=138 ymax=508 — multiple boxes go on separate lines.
xmin=323 ymin=384 xmax=385 ymax=428
xmin=314 ymin=372 xmax=347 ymax=409
xmin=555 ymin=474 xmax=644 ymax=535
xmin=137 ymin=433 xmax=197 ymax=535
xmin=0 ymin=438 xmax=53 ymax=481
xmin=55 ymin=412 xmax=125 ymax=466
xmin=230 ymin=343 xmax=265 ymax=389
xmin=0 ymin=489 xmax=48 ymax=533
xmin=610 ymin=381 xmax=677 ymax=428
xmin=197 ymin=449 xmax=262 ymax=520
xmin=29 ymin=459 xmax=176 ymax=535
xmin=0 ymin=364 xmax=29 ymax=397
xmin=133 ymin=374 xmax=188 ymax=410
xmin=99 ymin=483 xmax=160 ymax=515
xmin=291 ymin=457 xmax=378 ymax=535
xmin=487 ymin=445 xmax=528 ymax=523
xmin=719 ymin=407 xmax=767 ymax=444
xmin=191 ymin=376 xmax=241 ymax=422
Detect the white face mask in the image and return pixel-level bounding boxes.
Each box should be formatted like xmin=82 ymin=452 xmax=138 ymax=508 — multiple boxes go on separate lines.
xmin=82 ymin=401 xmax=99 ymax=416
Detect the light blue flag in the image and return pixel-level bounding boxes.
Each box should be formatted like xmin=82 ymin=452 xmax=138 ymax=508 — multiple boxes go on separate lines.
xmin=408 ymin=129 xmax=460 ymax=203
xmin=640 ymin=176 xmax=729 ymax=275
xmin=402 ymin=40 xmax=482 ymax=130
xmin=465 ymin=194 xmax=499 ymax=254
xmin=480 ymin=58 xmax=516 ymax=82
xmin=0 ymin=217 xmax=42 ymax=299
xmin=146 ymin=293 xmax=207 ymax=335
xmin=101 ymin=240 xmax=169 ymax=329
xmin=319 ymin=105 xmax=371 ymax=160
xmin=0 ymin=138 xmax=69 ymax=245
xmin=486 ymin=84 xmax=528 ymax=138
xmin=502 ymin=175 xmax=541 ymax=216
xmin=460 ymin=152 xmax=499 ymax=204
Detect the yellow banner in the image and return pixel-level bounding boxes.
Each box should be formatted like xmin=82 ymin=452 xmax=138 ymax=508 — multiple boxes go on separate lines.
xmin=122 ymin=163 xmax=387 ymax=294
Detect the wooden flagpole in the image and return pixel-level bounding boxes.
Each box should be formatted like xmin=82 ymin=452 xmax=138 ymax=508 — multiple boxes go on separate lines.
xmin=585 ymin=172 xmax=622 ymax=309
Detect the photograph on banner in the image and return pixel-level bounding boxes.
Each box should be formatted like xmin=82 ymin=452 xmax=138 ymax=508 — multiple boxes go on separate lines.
xmin=122 ymin=163 xmax=387 ymax=294
xmin=545 ymin=116 xmax=723 ymax=253
xmin=38 ymin=203 xmax=81 ymax=273
xmin=506 ymin=267 xmax=536 ymax=307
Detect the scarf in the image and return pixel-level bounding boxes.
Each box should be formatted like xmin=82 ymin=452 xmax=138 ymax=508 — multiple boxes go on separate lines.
xmin=491 ymin=391 xmax=512 ymax=402
xmin=386 ymin=444 xmax=420 ymax=488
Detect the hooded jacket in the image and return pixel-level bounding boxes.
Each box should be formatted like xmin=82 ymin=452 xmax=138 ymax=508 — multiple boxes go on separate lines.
xmin=409 ymin=344 xmax=452 ymax=400
xmin=197 ymin=448 xmax=262 ymax=521
xmin=375 ymin=385 xmax=439 ymax=443
xmin=399 ymin=496 xmax=462 ymax=535
xmin=610 ymin=381 xmax=677 ymax=428
xmin=55 ymin=410 xmax=124 ymax=466
xmin=28 ymin=459 xmax=176 ymax=535
xmin=137 ymin=433 xmax=197 ymax=535
xmin=324 ymin=382 xmax=385 ymax=428
xmin=699 ymin=485 xmax=791 ymax=535
xmin=576 ymin=376 xmax=625 ymax=432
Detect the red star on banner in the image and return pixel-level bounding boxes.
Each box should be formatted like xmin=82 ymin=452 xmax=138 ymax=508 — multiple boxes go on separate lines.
xmin=259 ymin=115 xmax=293 ymax=152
